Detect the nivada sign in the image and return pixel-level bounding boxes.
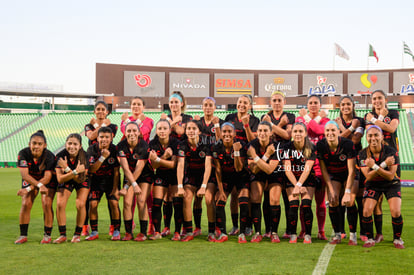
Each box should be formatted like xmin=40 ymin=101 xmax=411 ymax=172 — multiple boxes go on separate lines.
xmin=214 ymin=73 xmax=254 ymax=97
xmin=169 ymin=73 xmax=209 ymax=97
xmin=124 ymin=71 xmax=165 ymax=97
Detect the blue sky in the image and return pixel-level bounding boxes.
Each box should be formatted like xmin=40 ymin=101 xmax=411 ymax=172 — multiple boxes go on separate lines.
xmin=0 ymin=0 xmax=412 ymax=94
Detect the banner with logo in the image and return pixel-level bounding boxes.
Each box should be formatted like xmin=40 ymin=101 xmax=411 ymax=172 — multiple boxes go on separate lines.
xmin=169 ymin=73 xmax=209 ymax=97
xmin=124 ymin=71 xmax=165 ymax=97
xmin=348 ymin=72 xmax=389 ymax=95
xmin=258 ymin=74 xmax=298 ymax=97
xmin=214 ymin=73 xmax=254 ymax=98
xmin=393 ymin=72 xmax=414 ymax=95
xmin=303 ymin=73 xmax=343 ymax=96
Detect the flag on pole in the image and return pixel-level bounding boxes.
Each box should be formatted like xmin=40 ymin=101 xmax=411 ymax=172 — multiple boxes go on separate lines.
xmin=369 ymin=44 xmax=379 ymax=62
xmin=403 ymin=41 xmax=414 ymax=61
xmin=334 ymin=43 xmax=350 ymax=60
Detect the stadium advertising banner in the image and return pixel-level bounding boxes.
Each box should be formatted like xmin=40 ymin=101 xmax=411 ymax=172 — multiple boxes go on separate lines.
xmin=258 ymin=74 xmax=298 ymax=97
xmin=348 ymin=72 xmax=389 ymax=95
xmin=124 ymin=71 xmax=165 ymax=97
xmin=393 ymin=72 xmax=414 ymax=95
xmin=169 ymin=73 xmax=209 ymax=98
xmin=214 ymin=73 xmax=254 ymax=97
xmin=302 ymin=73 xmax=343 ymax=96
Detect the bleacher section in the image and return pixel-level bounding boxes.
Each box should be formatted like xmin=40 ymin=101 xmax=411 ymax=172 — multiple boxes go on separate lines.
xmin=1 ymin=110 xmax=413 ymax=168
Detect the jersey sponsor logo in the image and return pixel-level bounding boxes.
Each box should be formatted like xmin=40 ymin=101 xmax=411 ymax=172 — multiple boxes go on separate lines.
xmin=133 ymin=153 xmax=139 ymax=160
xmin=89 ymin=156 xmax=95 ymax=163
xmin=212 ymin=152 xmax=218 ymax=159
xmin=20 ymin=160 xmax=27 ymax=166
xmin=384 ymin=117 xmax=391 ymax=123
xmin=119 ymin=150 xmax=125 ymax=157
xmin=199 ymin=151 xmax=206 ymax=158
xmin=178 ymin=150 xmax=185 ymax=157
xmin=339 ymin=154 xmax=346 ymax=161
xmin=360 ymin=160 xmax=365 ymax=166
xmin=108 ymin=157 xmax=115 ymax=164
xmin=231 ymin=152 xmax=234 ymax=159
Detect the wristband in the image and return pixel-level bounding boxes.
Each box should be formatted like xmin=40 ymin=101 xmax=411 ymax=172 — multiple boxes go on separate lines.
xmin=155 ymin=157 xmax=161 ymax=163
xmin=378 ymin=115 xmax=384 ymax=121
xmin=93 ymin=123 xmax=99 ymax=128
xmin=214 ymin=123 xmax=220 ymax=128
xmin=101 ymin=123 xmax=107 ymax=127
xmin=304 ymin=114 xmax=311 ymax=123
xmin=98 ymin=156 xmax=106 ymax=162
xmin=178 ymin=184 xmax=183 ymax=189
xmin=380 ymin=161 xmax=388 ymax=169
xmin=201 ymin=184 xmax=207 ymax=189
xmin=254 ymin=156 xmax=260 ymax=163
xmin=372 ymin=164 xmax=380 ymax=171
xmin=296 ymin=182 xmax=302 ymax=187
xmin=345 ymin=188 xmax=351 ymax=194
xmin=125 ymin=118 xmax=131 ymax=124
xmin=25 ymin=186 xmax=32 ymax=192
xmin=132 ymin=181 xmax=138 ymax=187
xmin=356 ymin=127 xmax=364 ymax=134
xmin=37 ymin=182 xmax=44 ymax=188
xmin=124 ymin=184 xmax=130 ymax=190
xmin=64 ymin=166 xmax=71 ymax=173
xmin=314 ymin=116 xmax=321 ymax=123
xmin=243 ymin=123 xmax=249 ymax=129
xmin=136 ymin=119 xmax=142 ymax=125
xmin=72 ymin=170 xmax=78 ymax=176
xmin=348 ymin=125 xmax=355 ymax=132
xmin=262 ymin=155 xmax=269 ymax=162
xmin=371 ymin=117 xmax=378 ymax=124
xmin=234 ymin=151 xmax=240 ymax=157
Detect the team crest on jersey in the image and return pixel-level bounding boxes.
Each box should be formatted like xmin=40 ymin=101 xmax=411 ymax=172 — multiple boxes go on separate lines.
xmin=22 ymin=180 xmax=29 ymax=187
xmin=339 ymin=154 xmax=346 ymax=161
xmin=133 ymin=153 xmax=139 ymax=160
xmin=384 ymin=117 xmax=391 ymax=123
xmin=108 ymin=157 xmax=115 ymax=164
xmin=155 ymin=178 xmax=162 ymax=184
xmin=178 ymin=150 xmax=185 ymax=157
xmin=360 ymin=160 xmax=365 ymax=166
xmin=89 ymin=156 xmax=94 ymax=163
xmin=231 ymin=152 xmax=234 ymax=159
xmin=20 ymin=160 xmax=27 ymax=166
xmin=199 ymin=151 xmax=206 ymax=158
xmin=212 ymin=152 xmax=218 ymax=159
xmin=211 ymin=127 xmax=216 ymax=133
xmin=119 ymin=150 xmax=125 ymax=157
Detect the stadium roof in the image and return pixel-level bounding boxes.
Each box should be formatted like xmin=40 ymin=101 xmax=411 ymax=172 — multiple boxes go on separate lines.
xmin=0 ymin=90 xmax=112 ymax=98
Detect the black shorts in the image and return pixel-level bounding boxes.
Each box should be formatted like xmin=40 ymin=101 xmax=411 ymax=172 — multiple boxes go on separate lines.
xmin=89 ymin=177 xmax=118 ymax=201
xmin=59 ymin=180 xmax=90 ymax=192
xmin=250 ymin=171 xmax=267 ymax=183
xmin=221 ymin=173 xmax=250 ymax=192
xmin=286 ymin=176 xmax=318 ymax=189
xmin=184 ymin=172 xmax=204 ymax=188
xmin=363 ymin=183 xmax=401 ymax=201
xmin=329 ymin=171 xmax=348 ymax=184
xmin=153 ymin=174 xmax=177 ymax=188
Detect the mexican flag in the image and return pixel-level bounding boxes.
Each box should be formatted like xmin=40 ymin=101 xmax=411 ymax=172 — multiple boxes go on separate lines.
xmin=369 ymin=44 xmax=379 ymax=62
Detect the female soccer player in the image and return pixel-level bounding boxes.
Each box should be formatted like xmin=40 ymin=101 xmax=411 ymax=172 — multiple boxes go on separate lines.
xmin=54 ymin=133 xmax=89 ymax=243
xmin=247 ymin=121 xmax=281 ymax=243
xmin=86 ymin=127 xmax=121 ymax=241
xmin=364 ymin=89 xmax=400 ymax=243
xmin=357 ymin=125 xmax=404 ymax=249
xmin=176 ymin=120 xmax=212 ymax=242
xmin=147 ymin=119 xmax=181 ymax=240
xmin=296 ymin=95 xmax=330 ymax=240
xmin=15 ymin=130 xmax=56 ymax=244
xmin=118 ymin=122 xmax=152 ymax=241
xmin=121 ymin=97 xmax=154 ymax=143
xmin=284 ymin=122 xmax=318 ymax=244
xmin=261 ymin=91 xmax=295 ymax=238
xmin=317 ymin=121 xmax=358 ymax=245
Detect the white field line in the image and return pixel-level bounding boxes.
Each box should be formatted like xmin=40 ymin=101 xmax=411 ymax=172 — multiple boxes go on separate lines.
xmin=312 ymin=242 xmax=336 ymax=275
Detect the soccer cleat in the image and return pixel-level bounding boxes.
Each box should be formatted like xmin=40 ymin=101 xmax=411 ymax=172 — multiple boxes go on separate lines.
xmin=40 ymin=234 xmax=51 ymax=244
xmin=14 ymin=236 xmax=27 ymax=244
xmin=245 ymin=227 xmax=253 ymax=237
xmin=53 ymin=235 xmax=67 ymax=244
xmin=111 ymin=230 xmax=121 ymax=241
xmin=393 ymin=238 xmax=405 ymax=249
xmin=193 ymin=227 xmax=202 ymax=237
xmin=289 ymin=234 xmax=298 ymax=244
xmin=71 ymin=235 xmax=81 ymax=243
xmin=317 ymin=231 xmax=327 ymax=240
xmin=109 ymin=225 xmax=114 ymax=236
xmin=238 ymin=233 xmax=247 ymax=243
xmin=122 ymin=232 xmax=134 ymax=241
xmin=207 ymin=233 xmax=216 ymax=242
xmin=329 ymin=234 xmax=341 ymax=245
xmin=85 ymin=231 xmax=99 ymax=241
xmin=216 ymin=233 xmax=228 ymax=243
xmin=181 ymin=233 xmax=194 ymax=242
xmin=298 ymin=231 xmax=305 ymax=240
xmin=374 ymin=234 xmax=384 ymax=243
xmin=348 ymin=233 xmax=357 ymax=246
xmin=363 ymin=239 xmax=375 ymax=248
xmin=161 ymin=227 xmax=171 ymax=237
xmin=341 ymin=232 xmax=347 ymax=239
xmin=149 ymin=232 xmax=162 ymax=240
xmin=250 ymin=232 xmax=263 ymax=243
xmin=303 ymin=234 xmax=312 ymax=244
xmin=134 ymin=233 xmax=147 ymax=242
xmin=215 ymin=227 xmax=222 ymax=238
xmin=360 ymin=235 xmax=368 ymax=242
xmin=147 ymin=224 xmax=155 ymax=236
xmin=81 ymin=225 xmax=90 ymax=236
xmin=271 ymin=233 xmax=280 ymax=243
xmin=180 ymin=228 xmax=187 ymax=238
xmin=282 ymin=232 xmax=291 ymax=239
xmin=263 ymin=232 xmax=271 ymax=238
xmin=171 ymin=232 xmax=181 ymax=241
xmin=228 ymin=226 xmax=239 ymax=236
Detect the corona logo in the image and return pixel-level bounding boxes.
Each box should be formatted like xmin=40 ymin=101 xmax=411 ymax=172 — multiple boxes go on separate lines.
xmin=273 ymin=77 xmax=285 ymax=84
xmin=134 ymin=74 xmax=152 ymax=88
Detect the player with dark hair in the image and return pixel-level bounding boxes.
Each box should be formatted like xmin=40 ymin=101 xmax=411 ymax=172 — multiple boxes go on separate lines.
xmin=121 ymin=97 xmax=153 ymax=143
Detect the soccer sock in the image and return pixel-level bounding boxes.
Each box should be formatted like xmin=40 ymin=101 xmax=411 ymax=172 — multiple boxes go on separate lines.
xmin=20 ymin=224 xmax=28 ymax=236
xmin=208 ymin=222 xmax=215 ymax=234
xmin=152 ymin=198 xmax=163 ymax=233
xmin=282 ymin=189 xmax=290 ymax=234
xmin=239 ymin=197 xmax=249 ymax=234
xmin=315 ymin=188 xmax=326 ymax=233
xmin=263 ymin=190 xmax=271 ymax=233
xmin=140 ymin=220 xmax=148 ymax=235
xmin=361 ymin=216 xmax=374 ymax=239
xmin=302 ymin=199 xmax=313 ymax=235
xmin=163 ymin=201 xmax=173 ymax=229
xmin=124 ymin=219 xmax=133 ymax=234
xmin=113 ymin=219 xmax=121 ymax=231
xmin=90 ymin=219 xmax=98 ymax=232
xmin=270 ymin=205 xmax=281 ymax=234
xmin=173 ymin=197 xmax=183 ymax=233
xmin=392 ymin=215 xmax=403 ymax=240
xmin=84 ymin=197 xmax=90 ymax=226
xmin=44 ymin=226 xmax=52 ymax=236
xmin=74 ymin=226 xmax=82 ymax=236
xmin=288 ymin=200 xmax=299 ymax=235
xmin=356 ymin=196 xmax=364 ymax=235
xmin=147 ymin=193 xmax=153 ymax=226
xmin=231 ymin=214 xmax=238 ymax=228
xmin=216 ymin=200 xmax=226 ymax=233
xmin=193 ymin=208 xmax=202 ymax=229
xmin=183 ymin=220 xmax=193 ymax=234
xmin=339 ymin=205 xmax=346 ymax=233
xmin=251 ymin=202 xmax=262 ymax=235
xmin=107 ymin=199 xmax=113 ymax=223
xmin=328 ymin=206 xmax=340 ymax=233
xmin=58 ymin=225 xmax=66 ymax=236
xmin=374 ymin=214 xmax=383 ymax=235
xmin=346 ymin=205 xmax=358 ymax=233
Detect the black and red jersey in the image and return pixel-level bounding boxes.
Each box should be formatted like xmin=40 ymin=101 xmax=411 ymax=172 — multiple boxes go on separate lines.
xmin=56 ymin=149 xmax=89 ymax=185
xmin=211 ymin=140 xmax=248 ymax=175
xmin=261 ymin=111 xmax=295 ymax=144
xmin=84 ymin=123 xmax=118 ymax=146
xmin=149 ymin=136 xmax=178 ymax=175
xmin=86 ymin=143 xmax=119 ymax=179
xmin=339 ymin=116 xmax=365 ymax=153
xmin=224 ymin=113 xmax=260 ymax=142
xmin=18 ymin=148 xmax=55 ymax=181
xmin=248 ymin=138 xmax=279 ymax=179
xmin=117 ymin=138 xmax=152 ymax=178
xmin=168 ymin=113 xmax=193 ymax=141
xmin=177 ymin=139 xmax=211 ymax=174
xmin=357 ymin=145 xmax=400 ymax=187
xmin=365 ymin=109 xmax=399 ymax=151
xmin=199 ymin=116 xmax=224 ymax=145
xmin=282 ymin=141 xmax=317 ymax=180
xmin=317 ymin=137 xmax=356 ymax=175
